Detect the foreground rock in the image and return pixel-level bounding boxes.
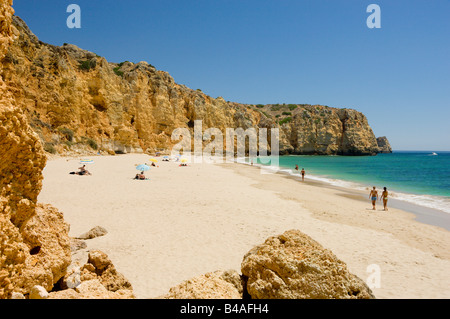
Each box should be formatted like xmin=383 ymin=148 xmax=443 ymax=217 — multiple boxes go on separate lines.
xmin=160 ymin=270 xmax=243 ymax=299
xmin=76 ymin=226 xmax=108 ymax=240
xmin=161 ymin=230 xmax=375 ymax=299
xmin=241 ymin=230 xmax=375 ymax=299
xmin=29 ymin=285 xmax=49 ymax=299
xmin=1 ymin=0 xmax=71 ymax=298
xmin=49 ymin=250 xmax=135 ymax=299
xmin=0 ymin=0 xmax=135 ymax=299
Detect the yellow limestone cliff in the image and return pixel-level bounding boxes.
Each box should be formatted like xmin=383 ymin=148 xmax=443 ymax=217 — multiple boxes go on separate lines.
xmin=1 ymin=15 xmax=385 ymax=156
xmin=1 ymin=0 xmax=135 ymax=299
xmin=0 ymin=0 xmax=70 ymax=298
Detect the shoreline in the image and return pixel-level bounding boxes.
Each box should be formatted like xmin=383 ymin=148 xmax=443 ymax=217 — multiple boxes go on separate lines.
xmin=38 ymin=154 xmax=450 ymax=298
xmin=221 ymin=162 xmax=450 ymax=260
xmin=253 ymin=163 xmax=450 ymax=232
xmin=247 ymin=153 xmax=450 ymax=216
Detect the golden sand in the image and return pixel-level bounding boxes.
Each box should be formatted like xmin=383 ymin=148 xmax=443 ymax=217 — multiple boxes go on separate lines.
xmin=38 ymin=154 xmax=450 ymax=298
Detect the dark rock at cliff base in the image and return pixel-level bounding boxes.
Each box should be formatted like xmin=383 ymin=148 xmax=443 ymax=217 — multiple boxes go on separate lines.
xmin=377 ymin=136 xmax=393 ymax=153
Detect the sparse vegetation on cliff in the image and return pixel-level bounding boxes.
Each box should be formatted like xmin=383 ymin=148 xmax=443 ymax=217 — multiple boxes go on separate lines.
xmin=271 ymin=105 xmax=281 ymax=111
xmin=279 ymin=117 xmax=292 ymax=125
xmin=113 ymin=61 xmax=127 ymax=76
xmin=78 ymin=59 xmax=95 ymax=71
xmin=58 ymin=127 xmax=74 ymax=142
xmin=44 ymin=142 xmax=56 ymax=154
xmin=80 ymin=136 xmax=98 ymax=150
xmin=113 ymin=66 xmax=124 ymax=77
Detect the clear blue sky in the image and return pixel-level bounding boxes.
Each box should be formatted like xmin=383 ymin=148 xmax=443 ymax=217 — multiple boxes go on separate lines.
xmin=12 ymin=0 xmax=450 ymax=151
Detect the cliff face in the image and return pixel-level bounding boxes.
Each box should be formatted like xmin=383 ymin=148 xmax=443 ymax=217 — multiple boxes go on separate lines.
xmin=1 ymin=0 xmax=134 ymax=299
xmin=1 ymin=15 xmax=383 ymax=156
xmin=260 ymin=104 xmax=380 ymax=155
xmin=0 ymin=0 xmax=71 ymax=298
xmin=377 ymin=136 xmax=393 ymax=154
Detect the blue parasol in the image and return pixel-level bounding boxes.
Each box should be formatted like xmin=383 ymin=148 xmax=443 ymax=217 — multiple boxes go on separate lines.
xmin=80 ymin=159 xmax=94 ymax=165
xmin=136 ymin=164 xmax=151 ymax=171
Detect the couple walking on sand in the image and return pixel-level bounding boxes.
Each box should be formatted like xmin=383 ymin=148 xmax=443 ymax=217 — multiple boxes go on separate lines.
xmin=369 ymin=186 xmax=389 ymax=211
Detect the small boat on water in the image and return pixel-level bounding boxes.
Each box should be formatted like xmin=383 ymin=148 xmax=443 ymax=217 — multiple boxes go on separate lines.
xmin=431 ymin=152 xmax=438 ymax=156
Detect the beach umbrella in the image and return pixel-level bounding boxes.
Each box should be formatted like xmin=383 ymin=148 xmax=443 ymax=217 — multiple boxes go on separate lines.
xmin=80 ymin=159 xmax=94 ymax=165
xmin=149 ymin=158 xmax=158 ymax=163
xmin=163 ymin=156 xmax=169 ymax=159
xmin=181 ymin=158 xmax=188 ymax=163
xmin=136 ymin=164 xmax=151 ymax=171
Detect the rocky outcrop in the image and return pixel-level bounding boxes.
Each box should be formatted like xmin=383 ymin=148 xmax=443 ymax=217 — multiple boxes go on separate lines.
xmin=1 ymin=15 xmax=385 ymax=156
xmin=76 ymin=226 xmax=108 ymax=240
xmin=273 ymin=105 xmax=379 ymax=155
xmin=1 ymin=0 xmax=70 ymax=298
xmin=241 ymin=230 xmax=375 ymax=299
xmin=160 ymin=270 xmax=243 ymax=299
xmin=48 ymin=250 xmax=135 ymax=299
xmin=0 ymin=0 xmax=134 ymax=299
xmin=377 ymin=136 xmax=392 ymax=154
xmin=162 ymin=230 xmax=375 ymax=299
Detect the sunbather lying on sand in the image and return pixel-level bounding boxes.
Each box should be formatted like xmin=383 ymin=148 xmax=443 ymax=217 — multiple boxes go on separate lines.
xmin=134 ymin=172 xmax=146 ymax=180
xmin=69 ymin=165 xmax=92 ymax=175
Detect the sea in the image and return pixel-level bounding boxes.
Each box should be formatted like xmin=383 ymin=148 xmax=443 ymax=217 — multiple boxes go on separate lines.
xmin=243 ymin=151 xmax=450 ymax=215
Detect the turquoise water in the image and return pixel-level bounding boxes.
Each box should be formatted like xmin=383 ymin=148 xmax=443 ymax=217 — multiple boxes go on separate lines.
xmin=249 ymin=151 xmax=450 ymax=213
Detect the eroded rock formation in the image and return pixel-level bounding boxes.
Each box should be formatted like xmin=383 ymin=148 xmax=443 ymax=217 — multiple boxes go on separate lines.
xmin=0 ymin=0 xmax=70 ymax=299
xmin=162 ymin=230 xmax=375 ymax=299
xmin=160 ymin=270 xmax=243 ymax=299
xmin=241 ymin=229 xmax=375 ymax=299
xmin=48 ymin=250 xmax=135 ymax=299
xmin=0 ymin=0 xmax=134 ymax=299
xmin=377 ymin=136 xmax=393 ymax=154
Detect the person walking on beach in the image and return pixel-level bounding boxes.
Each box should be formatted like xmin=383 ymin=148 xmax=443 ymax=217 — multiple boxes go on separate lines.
xmin=301 ymin=168 xmax=305 ymax=181
xmin=369 ymin=187 xmax=378 ymax=210
xmin=380 ymin=187 xmax=388 ymax=211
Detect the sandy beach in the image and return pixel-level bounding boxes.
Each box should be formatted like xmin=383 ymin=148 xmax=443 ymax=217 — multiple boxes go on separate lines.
xmin=37 ymin=154 xmax=450 ymax=299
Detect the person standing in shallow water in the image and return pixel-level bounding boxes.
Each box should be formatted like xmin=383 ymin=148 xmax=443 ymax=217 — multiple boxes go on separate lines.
xmin=381 ymin=187 xmax=389 ymax=211
xmin=301 ymin=168 xmax=305 ymax=181
xmin=369 ymin=187 xmax=378 ymax=210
